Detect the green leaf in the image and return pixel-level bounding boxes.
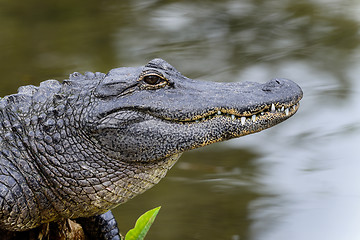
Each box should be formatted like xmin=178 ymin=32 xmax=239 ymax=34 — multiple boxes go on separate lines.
xmin=124 ymin=206 xmax=161 ymax=240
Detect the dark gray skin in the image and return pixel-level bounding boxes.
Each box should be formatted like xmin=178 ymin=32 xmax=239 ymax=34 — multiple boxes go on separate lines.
xmin=0 ymin=59 xmax=302 ymax=239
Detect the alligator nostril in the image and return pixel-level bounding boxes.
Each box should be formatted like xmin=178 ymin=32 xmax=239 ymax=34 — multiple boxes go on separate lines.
xmin=262 ymin=78 xmax=284 ymax=91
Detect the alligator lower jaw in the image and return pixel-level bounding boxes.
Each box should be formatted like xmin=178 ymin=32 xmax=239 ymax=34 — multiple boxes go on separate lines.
xmin=173 ymin=102 xmax=300 ymax=125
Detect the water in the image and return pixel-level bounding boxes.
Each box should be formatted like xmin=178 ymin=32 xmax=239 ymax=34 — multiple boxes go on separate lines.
xmin=0 ymin=0 xmax=359 ymax=239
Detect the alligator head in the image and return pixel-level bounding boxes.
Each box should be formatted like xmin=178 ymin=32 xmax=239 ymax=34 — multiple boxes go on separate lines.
xmin=84 ymin=58 xmax=302 ymax=163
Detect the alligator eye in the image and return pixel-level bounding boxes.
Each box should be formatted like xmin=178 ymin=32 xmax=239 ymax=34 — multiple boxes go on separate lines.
xmin=143 ymin=75 xmax=162 ymax=85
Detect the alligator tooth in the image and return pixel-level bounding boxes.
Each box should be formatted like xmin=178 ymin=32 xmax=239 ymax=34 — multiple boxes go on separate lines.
xmin=285 ymin=108 xmax=289 ymax=116
xmin=271 ymin=103 xmax=275 ymax=112
xmin=217 ymin=111 xmax=221 ymax=115
xmin=231 ymin=114 xmax=235 ymax=120
xmin=280 ymin=106 xmax=284 ymax=112
xmin=241 ymin=117 xmax=246 ymax=125
xmin=251 ymin=115 xmax=256 ymax=122
xmin=202 ymin=118 xmax=205 ymax=121
xmin=293 ymin=105 xmax=296 ymax=110
xmin=195 ymin=120 xmax=199 ymax=123
xmin=261 ymin=112 xmax=265 ymax=115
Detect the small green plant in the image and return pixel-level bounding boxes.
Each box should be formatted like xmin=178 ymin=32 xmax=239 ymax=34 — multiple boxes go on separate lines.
xmin=124 ymin=206 xmax=161 ymax=240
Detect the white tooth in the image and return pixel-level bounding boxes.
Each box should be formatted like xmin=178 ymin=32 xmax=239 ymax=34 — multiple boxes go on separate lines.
xmin=217 ymin=111 xmax=221 ymax=115
xmin=241 ymin=117 xmax=246 ymax=125
xmin=231 ymin=114 xmax=235 ymax=120
xmin=261 ymin=112 xmax=265 ymax=115
xmin=271 ymin=103 xmax=275 ymax=112
xmin=293 ymin=105 xmax=296 ymax=110
xmin=252 ymin=115 xmax=256 ymax=122
xmin=285 ymin=108 xmax=289 ymax=116
xmin=202 ymin=118 xmax=205 ymax=121
xmin=195 ymin=120 xmax=199 ymax=123
xmin=281 ymin=106 xmax=284 ymax=112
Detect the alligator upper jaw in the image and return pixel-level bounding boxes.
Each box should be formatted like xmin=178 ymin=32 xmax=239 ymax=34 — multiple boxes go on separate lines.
xmin=132 ymin=77 xmax=303 ymax=126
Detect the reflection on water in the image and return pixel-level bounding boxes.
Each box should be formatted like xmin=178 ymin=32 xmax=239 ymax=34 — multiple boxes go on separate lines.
xmin=0 ymin=0 xmax=360 ymax=239
xmin=113 ymin=147 xmax=262 ymax=240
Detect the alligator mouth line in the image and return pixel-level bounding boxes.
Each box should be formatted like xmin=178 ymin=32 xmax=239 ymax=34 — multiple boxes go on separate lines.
xmin=175 ymin=102 xmax=300 ymax=125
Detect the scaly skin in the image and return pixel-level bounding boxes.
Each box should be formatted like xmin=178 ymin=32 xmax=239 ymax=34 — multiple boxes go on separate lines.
xmin=0 ymin=59 xmax=302 ymax=238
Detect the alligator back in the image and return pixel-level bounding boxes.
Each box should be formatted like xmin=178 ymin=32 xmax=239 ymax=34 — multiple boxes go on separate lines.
xmin=0 ymin=80 xmax=64 ymax=230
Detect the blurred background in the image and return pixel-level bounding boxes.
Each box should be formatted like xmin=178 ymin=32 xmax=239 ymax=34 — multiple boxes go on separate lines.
xmin=0 ymin=0 xmax=359 ymax=239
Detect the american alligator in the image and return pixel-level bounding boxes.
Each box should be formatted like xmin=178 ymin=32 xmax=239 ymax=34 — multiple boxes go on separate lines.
xmin=0 ymin=59 xmax=302 ymax=239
